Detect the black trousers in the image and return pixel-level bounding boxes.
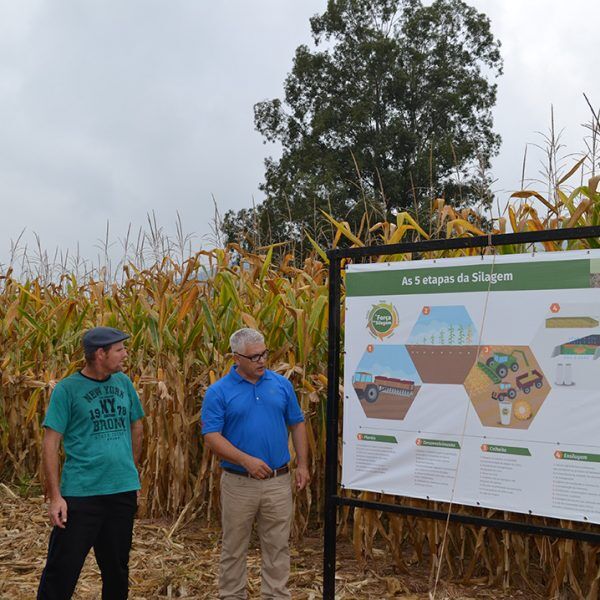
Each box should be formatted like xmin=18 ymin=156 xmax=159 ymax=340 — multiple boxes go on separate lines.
xmin=37 ymin=491 xmax=137 ymax=600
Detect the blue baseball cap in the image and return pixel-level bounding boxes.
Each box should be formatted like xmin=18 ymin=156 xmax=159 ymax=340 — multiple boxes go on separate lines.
xmin=82 ymin=327 xmax=130 ymax=353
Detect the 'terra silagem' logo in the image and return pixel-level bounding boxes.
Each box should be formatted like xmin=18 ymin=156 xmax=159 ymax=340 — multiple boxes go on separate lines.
xmin=367 ymin=302 xmax=399 ymax=340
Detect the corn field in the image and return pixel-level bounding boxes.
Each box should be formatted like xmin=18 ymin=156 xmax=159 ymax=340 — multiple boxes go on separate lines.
xmin=2 ymin=173 xmax=600 ymax=598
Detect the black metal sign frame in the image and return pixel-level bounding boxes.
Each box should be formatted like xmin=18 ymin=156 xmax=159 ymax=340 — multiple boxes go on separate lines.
xmin=323 ymin=226 xmax=600 ymax=599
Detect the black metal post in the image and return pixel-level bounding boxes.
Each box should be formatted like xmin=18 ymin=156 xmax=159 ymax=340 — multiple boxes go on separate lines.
xmin=323 ymin=253 xmax=342 ymax=600
xmin=334 ymin=495 xmax=600 ymax=544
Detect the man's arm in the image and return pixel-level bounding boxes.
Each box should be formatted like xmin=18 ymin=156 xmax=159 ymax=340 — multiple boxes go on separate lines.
xmin=42 ymin=427 xmax=68 ymax=529
xmin=204 ymin=432 xmax=273 ymax=478
xmin=289 ymin=421 xmax=310 ymax=491
xmin=131 ymin=419 xmax=143 ymax=467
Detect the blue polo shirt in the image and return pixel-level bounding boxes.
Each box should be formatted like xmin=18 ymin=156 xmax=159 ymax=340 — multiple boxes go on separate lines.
xmin=201 ymin=367 xmax=304 ymax=472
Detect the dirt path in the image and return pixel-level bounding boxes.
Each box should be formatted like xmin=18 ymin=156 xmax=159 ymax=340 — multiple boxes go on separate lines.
xmin=0 ymin=485 xmax=538 ymax=599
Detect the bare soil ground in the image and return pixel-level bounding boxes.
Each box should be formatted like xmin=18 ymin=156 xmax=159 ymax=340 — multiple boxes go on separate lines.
xmin=0 ymin=484 xmax=541 ymax=599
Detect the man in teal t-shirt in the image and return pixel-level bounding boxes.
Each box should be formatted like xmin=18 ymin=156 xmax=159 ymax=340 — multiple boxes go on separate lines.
xmin=37 ymin=327 xmax=144 ymax=600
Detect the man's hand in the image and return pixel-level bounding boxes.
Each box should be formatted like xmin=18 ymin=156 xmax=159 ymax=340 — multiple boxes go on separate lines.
xmin=241 ymin=456 xmax=273 ymax=479
xmin=48 ymin=495 xmax=68 ymax=529
xmin=203 ymin=432 xmax=273 ymax=479
xmin=42 ymin=427 xmax=65 ymax=527
xmin=289 ymin=422 xmax=309 ymax=491
xmin=295 ymin=465 xmax=310 ymax=491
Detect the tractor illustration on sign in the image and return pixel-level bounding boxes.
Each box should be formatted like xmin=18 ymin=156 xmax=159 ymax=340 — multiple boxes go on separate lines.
xmin=515 ymin=369 xmax=544 ymax=394
xmin=484 ymin=349 xmax=529 ymax=379
xmin=491 ymin=382 xmax=517 ymax=402
xmin=352 ymin=371 xmax=416 ymax=403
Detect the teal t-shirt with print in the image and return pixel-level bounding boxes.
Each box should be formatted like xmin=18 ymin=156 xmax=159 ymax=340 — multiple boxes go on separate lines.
xmin=43 ymin=371 xmax=145 ymax=497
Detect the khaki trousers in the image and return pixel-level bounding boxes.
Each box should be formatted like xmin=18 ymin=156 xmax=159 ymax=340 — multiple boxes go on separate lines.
xmin=219 ymin=470 xmax=292 ymax=600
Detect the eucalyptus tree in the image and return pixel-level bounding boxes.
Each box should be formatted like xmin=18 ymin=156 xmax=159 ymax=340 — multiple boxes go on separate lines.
xmin=223 ymin=0 xmax=502 ymax=249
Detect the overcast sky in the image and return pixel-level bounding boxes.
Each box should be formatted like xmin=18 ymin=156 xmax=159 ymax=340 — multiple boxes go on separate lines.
xmin=1 ymin=1 xmax=599 ymax=270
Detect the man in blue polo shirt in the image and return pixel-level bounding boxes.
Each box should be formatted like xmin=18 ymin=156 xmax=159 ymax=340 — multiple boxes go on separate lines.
xmin=202 ymin=327 xmax=309 ymax=599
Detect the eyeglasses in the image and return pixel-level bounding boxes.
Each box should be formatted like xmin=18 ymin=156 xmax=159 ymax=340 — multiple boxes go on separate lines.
xmin=235 ymin=349 xmax=269 ymax=363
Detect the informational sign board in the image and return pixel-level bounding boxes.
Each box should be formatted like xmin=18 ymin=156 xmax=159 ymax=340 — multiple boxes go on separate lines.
xmin=342 ymin=250 xmax=600 ymax=524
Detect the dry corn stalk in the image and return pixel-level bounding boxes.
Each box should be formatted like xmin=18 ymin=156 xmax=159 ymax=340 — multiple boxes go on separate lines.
xmin=2 ymin=188 xmax=600 ymax=597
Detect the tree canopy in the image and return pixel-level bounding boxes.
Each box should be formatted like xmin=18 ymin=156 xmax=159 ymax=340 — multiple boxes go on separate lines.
xmin=223 ymin=0 xmax=503 ymax=249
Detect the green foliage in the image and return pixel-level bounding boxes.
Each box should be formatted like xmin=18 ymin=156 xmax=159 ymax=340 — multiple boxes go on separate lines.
xmin=16 ymin=473 xmax=42 ymax=498
xmin=223 ymin=0 xmax=502 ymax=251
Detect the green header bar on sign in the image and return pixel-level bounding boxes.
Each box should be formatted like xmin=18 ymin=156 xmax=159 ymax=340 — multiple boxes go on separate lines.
xmin=358 ymin=433 xmax=397 ymax=444
xmin=346 ymin=259 xmax=591 ymax=296
xmin=485 ymin=445 xmax=531 ymax=456
xmin=559 ymin=451 xmax=600 ymax=463
xmin=418 ymin=439 xmax=461 ymax=450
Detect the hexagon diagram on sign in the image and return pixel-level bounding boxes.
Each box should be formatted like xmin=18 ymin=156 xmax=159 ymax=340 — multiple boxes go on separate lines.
xmin=530 ymin=302 xmax=600 ymax=391
xmin=406 ymin=305 xmax=479 ymax=384
xmin=464 ymin=345 xmax=550 ymax=429
xmin=352 ymin=345 xmax=422 ymax=420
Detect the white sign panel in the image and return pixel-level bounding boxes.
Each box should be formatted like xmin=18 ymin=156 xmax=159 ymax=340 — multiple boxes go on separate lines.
xmin=342 ymin=250 xmax=600 ymax=523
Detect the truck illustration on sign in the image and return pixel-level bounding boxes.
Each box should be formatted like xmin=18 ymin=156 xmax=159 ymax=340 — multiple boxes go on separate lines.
xmin=352 ymin=371 xmax=416 ymax=403
xmin=515 ymin=369 xmax=544 ymax=394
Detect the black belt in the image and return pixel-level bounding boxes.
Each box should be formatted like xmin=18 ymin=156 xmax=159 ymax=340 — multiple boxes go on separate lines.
xmin=224 ymin=465 xmax=289 ymax=478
